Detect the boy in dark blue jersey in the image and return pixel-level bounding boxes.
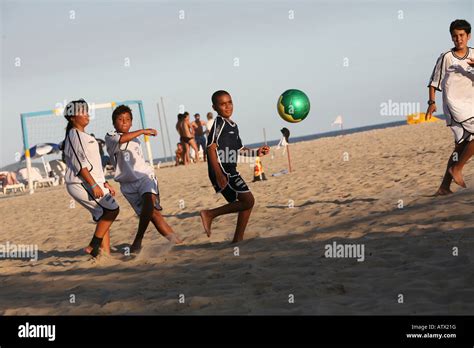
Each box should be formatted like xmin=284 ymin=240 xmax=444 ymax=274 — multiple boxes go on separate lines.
xmin=200 ymin=90 xmax=270 ymax=243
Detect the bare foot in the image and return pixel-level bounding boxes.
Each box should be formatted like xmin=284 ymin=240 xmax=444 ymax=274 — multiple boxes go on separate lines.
xmin=435 ymin=187 xmax=453 ymax=196
xmin=84 ymin=246 xmax=110 ymax=257
xmin=165 ymin=233 xmax=184 ymax=245
xmin=449 ymin=166 xmax=467 ymax=188
xmin=200 ymin=210 xmax=213 ymax=237
xmin=100 ymin=248 xmax=110 ymax=256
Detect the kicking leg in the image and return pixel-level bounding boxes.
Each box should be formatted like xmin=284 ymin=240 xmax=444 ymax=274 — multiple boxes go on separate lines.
xmin=130 ymin=193 xmax=155 ymax=253
xmin=449 ymin=140 xmax=474 ymax=188
xmin=151 ymin=209 xmax=183 ymax=244
xmin=232 ymin=193 xmax=254 ymax=243
xmin=200 ymin=192 xmax=255 ymax=240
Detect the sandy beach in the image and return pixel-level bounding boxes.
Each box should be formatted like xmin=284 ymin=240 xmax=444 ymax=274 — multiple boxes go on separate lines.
xmin=1 ymin=121 xmax=473 ymax=315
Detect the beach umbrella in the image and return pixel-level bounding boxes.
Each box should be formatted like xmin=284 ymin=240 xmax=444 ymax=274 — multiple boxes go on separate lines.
xmin=21 ymin=143 xmax=61 ymax=175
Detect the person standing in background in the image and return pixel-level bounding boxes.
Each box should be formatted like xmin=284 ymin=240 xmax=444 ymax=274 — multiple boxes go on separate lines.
xmin=192 ymin=113 xmax=207 ymax=162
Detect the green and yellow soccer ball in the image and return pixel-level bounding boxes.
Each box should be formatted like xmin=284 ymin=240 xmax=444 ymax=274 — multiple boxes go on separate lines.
xmin=277 ymin=89 xmax=310 ymax=123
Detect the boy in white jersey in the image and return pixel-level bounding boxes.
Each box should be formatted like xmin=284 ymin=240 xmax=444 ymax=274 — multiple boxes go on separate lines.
xmin=106 ymin=105 xmax=182 ymax=253
xmin=427 ymin=19 xmax=474 ymax=194
xmin=63 ymin=99 xmax=120 ymax=258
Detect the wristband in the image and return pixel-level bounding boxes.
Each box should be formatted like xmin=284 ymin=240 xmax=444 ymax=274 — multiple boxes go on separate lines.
xmin=90 ymin=183 xmax=98 ymax=189
xmin=427 ymin=100 xmax=436 ymax=105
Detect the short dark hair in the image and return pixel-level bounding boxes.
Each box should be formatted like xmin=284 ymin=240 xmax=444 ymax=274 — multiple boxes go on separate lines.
xmin=211 ymin=90 xmax=230 ymax=105
xmin=450 ymin=19 xmax=471 ymax=35
xmin=112 ymin=105 xmax=133 ymax=123
xmin=194 ymin=113 xmax=200 ymax=117
xmin=183 ymin=111 xmax=189 ymax=116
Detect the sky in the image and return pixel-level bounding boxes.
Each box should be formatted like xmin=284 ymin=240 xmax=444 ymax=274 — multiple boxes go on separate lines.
xmin=1 ymin=0 xmax=473 ymax=167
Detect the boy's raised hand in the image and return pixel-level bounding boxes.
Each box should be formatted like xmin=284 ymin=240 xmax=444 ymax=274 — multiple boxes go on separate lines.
xmin=467 ymin=58 xmax=474 ymax=67
xmin=257 ymin=145 xmax=270 ymax=156
xmin=143 ymin=128 xmax=158 ymax=136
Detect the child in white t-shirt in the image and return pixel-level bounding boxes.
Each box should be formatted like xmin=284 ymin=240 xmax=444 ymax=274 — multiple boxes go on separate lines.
xmin=105 ymin=105 xmax=182 ymax=253
xmin=427 ymin=20 xmax=474 ymax=194
xmin=63 ymin=99 xmax=119 ymax=258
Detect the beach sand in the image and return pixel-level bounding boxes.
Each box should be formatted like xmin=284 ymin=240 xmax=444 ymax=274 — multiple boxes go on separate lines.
xmin=1 ymin=121 xmax=473 ymax=315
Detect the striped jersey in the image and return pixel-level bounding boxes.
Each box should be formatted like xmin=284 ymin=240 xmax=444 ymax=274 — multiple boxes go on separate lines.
xmin=64 ymin=128 xmax=105 ymax=185
xmin=428 ymin=47 xmax=474 ymax=123
xmin=105 ymin=131 xmax=154 ymax=183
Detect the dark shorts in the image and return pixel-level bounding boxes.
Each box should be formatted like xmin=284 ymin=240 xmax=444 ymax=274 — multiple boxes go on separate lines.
xmin=210 ymin=173 xmax=250 ymax=203
xmin=180 ymin=136 xmax=192 ymax=144
xmin=195 ymin=135 xmax=206 ymax=151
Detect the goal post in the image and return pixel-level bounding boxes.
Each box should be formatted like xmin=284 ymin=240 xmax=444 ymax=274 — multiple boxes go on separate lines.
xmin=20 ymin=100 xmax=154 ymax=194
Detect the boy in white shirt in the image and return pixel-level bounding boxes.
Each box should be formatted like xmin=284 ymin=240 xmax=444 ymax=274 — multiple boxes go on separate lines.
xmin=427 ymin=19 xmax=474 ymax=194
xmin=106 ymin=105 xmax=182 ymax=253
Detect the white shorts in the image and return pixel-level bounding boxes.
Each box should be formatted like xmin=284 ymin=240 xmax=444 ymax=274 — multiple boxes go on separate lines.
xmin=120 ymin=176 xmax=162 ymax=215
xmin=66 ymin=182 xmax=119 ymax=222
xmin=449 ymin=117 xmax=474 ymax=144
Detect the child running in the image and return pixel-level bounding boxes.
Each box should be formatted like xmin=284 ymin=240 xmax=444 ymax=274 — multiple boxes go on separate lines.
xmin=105 ymin=105 xmax=182 ymax=253
xmin=200 ymin=90 xmax=270 ymax=243
xmin=63 ymin=99 xmax=120 ymax=258
xmin=427 ymin=19 xmax=474 ymax=194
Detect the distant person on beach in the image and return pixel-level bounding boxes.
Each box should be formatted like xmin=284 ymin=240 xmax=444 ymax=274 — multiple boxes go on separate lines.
xmin=200 ymin=90 xmax=270 ymax=243
xmin=426 ymin=19 xmax=474 ymax=194
xmin=175 ymin=114 xmax=186 ymax=164
xmin=206 ymin=112 xmax=214 ymax=136
xmin=106 ymin=105 xmax=182 ymax=253
xmin=0 ymin=171 xmax=19 ymax=186
xmin=176 ymin=112 xmax=199 ymax=164
xmin=175 ymin=143 xmax=184 ymax=166
xmin=62 ymin=99 xmax=119 ymax=258
xmin=192 ymin=113 xmax=207 ymax=161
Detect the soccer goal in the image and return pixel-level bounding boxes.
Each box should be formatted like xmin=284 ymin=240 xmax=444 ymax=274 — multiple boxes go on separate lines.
xmin=20 ymin=100 xmax=154 ymax=194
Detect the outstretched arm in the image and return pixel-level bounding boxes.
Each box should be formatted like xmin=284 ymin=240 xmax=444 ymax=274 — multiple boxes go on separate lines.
xmin=239 ymin=145 xmax=270 ymax=157
xmin=119 ymin=129 xmax=157 ymax=144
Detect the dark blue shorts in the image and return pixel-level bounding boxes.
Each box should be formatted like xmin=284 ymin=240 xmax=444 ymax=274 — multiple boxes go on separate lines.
xmin=211 ymin=174 xmax=250 ymax=203
xmin=195 ymin=136 xmax=207 ymax=151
